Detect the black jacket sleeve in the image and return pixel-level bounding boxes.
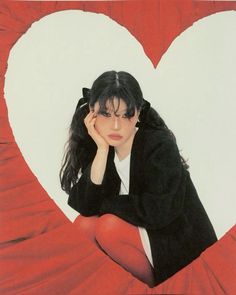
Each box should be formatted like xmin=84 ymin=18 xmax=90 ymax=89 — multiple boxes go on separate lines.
xmin=68 ymin=162 xmax=108 ymax=216
xmin=99 ymin=136 xmax=187 ymax=230
xmin=67 ymin=146 xmax=119 ymax=216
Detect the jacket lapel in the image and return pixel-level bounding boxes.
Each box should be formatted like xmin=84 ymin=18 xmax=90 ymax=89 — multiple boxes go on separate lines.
xmin=129 ymin=127 xmax=145 ymax=194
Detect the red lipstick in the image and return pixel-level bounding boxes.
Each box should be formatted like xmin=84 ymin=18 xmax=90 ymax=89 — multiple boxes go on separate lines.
xmin=108 ymin=134 xmax=123 ymax=140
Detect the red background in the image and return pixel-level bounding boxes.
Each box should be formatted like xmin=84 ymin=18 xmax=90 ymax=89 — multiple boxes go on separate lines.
xmin=0 ymin=1 xmax=236 ymax=294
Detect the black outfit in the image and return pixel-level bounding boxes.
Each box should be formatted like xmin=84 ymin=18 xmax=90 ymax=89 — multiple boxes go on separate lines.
xmin=68 ymin=126 xmax=217 ymax=285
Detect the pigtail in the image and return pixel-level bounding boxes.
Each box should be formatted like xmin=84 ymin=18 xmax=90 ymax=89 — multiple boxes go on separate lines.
xmin=139 ymin=105 xmax=189 ymax=170
xmin=60 ymin=96 xmax=96 ymax=194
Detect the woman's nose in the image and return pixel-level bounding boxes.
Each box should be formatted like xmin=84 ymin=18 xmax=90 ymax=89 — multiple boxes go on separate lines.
xmin=112 ymin=116 xmax=121 ymax=130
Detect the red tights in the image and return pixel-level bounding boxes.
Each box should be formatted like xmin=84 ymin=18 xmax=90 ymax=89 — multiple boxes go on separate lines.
xmin=74 ymin=214 xmax=155 ymax=287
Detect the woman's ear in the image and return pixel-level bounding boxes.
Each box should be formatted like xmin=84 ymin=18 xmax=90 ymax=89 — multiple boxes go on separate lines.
xmin=137 ymin=110 xmax=141 ymax=121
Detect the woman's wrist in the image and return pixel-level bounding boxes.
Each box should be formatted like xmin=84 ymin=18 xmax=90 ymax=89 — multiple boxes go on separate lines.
xmin=90 ymin=147 xmax=109 ymax=185
xmin=97 ymin=146 xmax=109 ymax=155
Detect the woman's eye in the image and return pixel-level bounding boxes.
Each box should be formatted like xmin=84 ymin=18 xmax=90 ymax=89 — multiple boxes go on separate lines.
xmin=122 ymin=113 xmax=130 ymax=119
xmin=100 ymin=111 xmax=111 ymax=117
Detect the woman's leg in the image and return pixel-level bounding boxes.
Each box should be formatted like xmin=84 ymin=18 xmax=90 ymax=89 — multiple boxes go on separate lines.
xmin=73 ymin=214 xmax=99 ymax=242
xmin=95 ymin=214 xmax=156 ymax=287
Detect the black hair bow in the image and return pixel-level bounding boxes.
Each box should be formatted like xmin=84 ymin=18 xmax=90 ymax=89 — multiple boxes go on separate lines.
xmin=76 ymin=87 xmax=91 ymax=109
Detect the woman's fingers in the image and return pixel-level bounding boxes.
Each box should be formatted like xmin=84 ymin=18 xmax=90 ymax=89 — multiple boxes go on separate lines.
xmin=84 ymin=112 xmax=95 ymax=130
xmin=84 ymin=112 xmax=97 ymax=134
xmin=84 ymin=112 xmax=98 ymax=138
xmin=84 ymin=111 xmax=109 ymax=150
xmin=84 ymin=111 xmax=95 ymax=125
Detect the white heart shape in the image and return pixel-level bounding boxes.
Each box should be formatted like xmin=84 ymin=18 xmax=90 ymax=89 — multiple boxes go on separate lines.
xmin=4 ymin=10 xmax=236 ymax=238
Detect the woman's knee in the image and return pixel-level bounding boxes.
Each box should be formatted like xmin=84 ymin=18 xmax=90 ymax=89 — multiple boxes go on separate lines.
xmin=74 ymin=214 xmax=99 ymax=240
xmin=95 ymin=214 xmax=127 ymax=247
xmin=95 ymin=214 xmax=145 ymax=254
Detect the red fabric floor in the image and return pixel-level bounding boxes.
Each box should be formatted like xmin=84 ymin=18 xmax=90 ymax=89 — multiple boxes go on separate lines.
xmin=0 ymin=140 xmax=236 ymax=294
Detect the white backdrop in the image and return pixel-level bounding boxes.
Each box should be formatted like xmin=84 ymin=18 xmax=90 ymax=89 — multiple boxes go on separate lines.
xmin=4 ymin=10 xmax=236 ymax=238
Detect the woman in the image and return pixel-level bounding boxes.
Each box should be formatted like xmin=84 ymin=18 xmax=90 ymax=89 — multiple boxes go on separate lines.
xmin=60 ymin=70 xmax=217 ymax=287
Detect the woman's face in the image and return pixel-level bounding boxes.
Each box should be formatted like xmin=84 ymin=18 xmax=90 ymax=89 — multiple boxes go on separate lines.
xmin=92 ymin=98 xmax=140 ymax=148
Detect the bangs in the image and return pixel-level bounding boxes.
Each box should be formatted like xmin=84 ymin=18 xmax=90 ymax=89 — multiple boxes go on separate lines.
xmin=95 ymin=87 xmax=137 ymax=117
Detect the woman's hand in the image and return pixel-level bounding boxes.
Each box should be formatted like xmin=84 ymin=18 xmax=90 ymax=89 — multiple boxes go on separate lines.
xmin=84 ymin=111 xmax=109 ymax=151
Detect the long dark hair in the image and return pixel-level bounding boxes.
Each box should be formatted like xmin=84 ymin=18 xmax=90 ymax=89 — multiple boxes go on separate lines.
xmin=60 ymin=70 xmax=188 ymax=194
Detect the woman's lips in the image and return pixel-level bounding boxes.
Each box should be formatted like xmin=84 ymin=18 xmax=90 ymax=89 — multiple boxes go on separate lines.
xmin=108 ymin=134 xmax=123 ymax=140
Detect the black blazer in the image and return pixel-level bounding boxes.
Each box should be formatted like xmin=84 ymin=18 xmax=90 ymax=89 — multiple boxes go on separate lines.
xmin=68 ymin=126 xmax=217 ymax=285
